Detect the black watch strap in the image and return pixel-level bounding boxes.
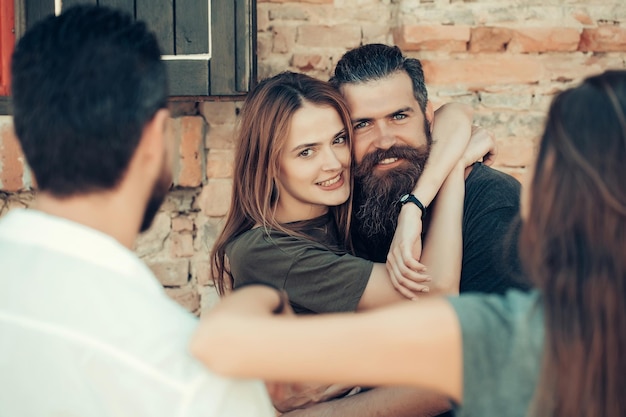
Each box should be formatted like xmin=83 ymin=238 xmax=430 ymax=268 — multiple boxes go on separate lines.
xmin=399 ymin=194 xmax=426 ymax=219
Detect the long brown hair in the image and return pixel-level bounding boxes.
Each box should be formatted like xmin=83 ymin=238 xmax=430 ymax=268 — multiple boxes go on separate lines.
xmin=521 ymin=70 xmax=626 ymax=417
xmin=211 ymin=72 xmax=355 ymax=296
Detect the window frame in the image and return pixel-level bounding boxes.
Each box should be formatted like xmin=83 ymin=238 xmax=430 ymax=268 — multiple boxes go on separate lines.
xmin=0 ymin=0 xmax=257 ymax=115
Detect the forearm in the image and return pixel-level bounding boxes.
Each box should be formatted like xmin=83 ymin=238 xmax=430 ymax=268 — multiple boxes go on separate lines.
xmin=282 ymin=387 xmax=452 ymax=417
xmin=421 ymin=162 xmax=465 ymax=295
xmin=412 ymin=103 xmax=472 ymax=206
xmin=268 ymin=381 xmax=358 ymax=413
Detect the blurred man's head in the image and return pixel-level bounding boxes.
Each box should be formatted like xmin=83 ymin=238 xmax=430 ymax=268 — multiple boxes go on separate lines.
xmin=11 ymin=5 xmax=171 ymax=231
xmin=331 ymin=44 xmax=434 ymax=245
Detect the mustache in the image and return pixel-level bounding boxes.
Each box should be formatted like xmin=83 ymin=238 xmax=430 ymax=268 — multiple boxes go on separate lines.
xmin=354 ymin=145 xmax=430 ymax=179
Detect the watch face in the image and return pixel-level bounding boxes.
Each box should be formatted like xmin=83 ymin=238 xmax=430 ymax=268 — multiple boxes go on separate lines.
xmin=400 ymin=194 xmax=409 ymax=203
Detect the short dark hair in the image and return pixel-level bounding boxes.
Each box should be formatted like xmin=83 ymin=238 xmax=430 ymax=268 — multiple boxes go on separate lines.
xmin=330 ymin=44 xmax=428 ymax=114
xmin=11 ymin=5 xmax=168 ymax=196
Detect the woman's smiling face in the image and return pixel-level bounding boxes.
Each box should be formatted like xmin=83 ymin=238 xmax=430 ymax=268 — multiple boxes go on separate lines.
xmin=274 ymin=101 xmax=351 ymax=223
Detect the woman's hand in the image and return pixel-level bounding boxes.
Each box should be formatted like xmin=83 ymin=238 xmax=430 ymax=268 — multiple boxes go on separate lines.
xmin=463 ymin=125 xmax=497 ymax=168
xmin=385 ymin=204 xmax=430 ymax=299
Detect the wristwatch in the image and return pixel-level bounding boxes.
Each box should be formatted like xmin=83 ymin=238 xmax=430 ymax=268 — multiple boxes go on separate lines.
xmin=399 ymin=193 xmax=426 ymax=219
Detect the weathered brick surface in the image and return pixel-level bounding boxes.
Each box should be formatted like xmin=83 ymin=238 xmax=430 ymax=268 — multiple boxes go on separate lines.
xmin=579 ymin=26 xmax=626 ymax=52
xmin=508 ymin=27 xmax=581 ymax=53
xmin=395 ymin=25 xmax=471 ymax=52
xmin=172 ymin=116 xmax=205 ymax=188
xmin=206 ymin=149 xmax=234 ymax=179
xmin=197 ymin=180 xmax=232 ymax=217
xmin=0 ymin=118 xmax=26 ymax=192
xmin=422 ymin=55 xmax=546 ymax=87
xmin=2 ymin=0 xmax=625 ymax=314
xmin=149 ymin=259 xmax=190 ymax=287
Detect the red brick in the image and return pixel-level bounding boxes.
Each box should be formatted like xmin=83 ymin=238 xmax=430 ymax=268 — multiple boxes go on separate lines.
xmin=291 ymin=53 xmax=327 ymax=71
xmin=205 ymin=123 xmax=237 ymax=149
xmin=508 ymin=27 xmax=581 ymax=53
xmin=257 ymin=32 xmax=273 ymax=60
xmin=395 ymin=25 xmax=470 ymax=52
xmin=495 ymin=137 xmax=536 ymax=168
xmin=470 ymin=27 xmax=513 ymax=52
xmin=297 ymin=25 xmax=361 ymax=48
xmin=149 ymin=259 xmax=190 ymax=286
xmin=579 ymin=26 xmax=626 ymax=52
xmin=571 ymin=10 xmax=593 ymax=26
xmin=198 ymin=179 xmax=232 ymax=217
xmin=0 ymin=120 xmax=25 ymax=192
xmin=165 ymin=286 xmax=200 ymax=314
xmin=193 ymin=260 xmax=213 ymax=286
xmin=170 ymin=232 xmax=195 ymax=258
xmin=257 ymin=7 xmax=270 ymax=31
xmin=273 ymin=26 xmax=296 ymax=54
xmin=422 ymin=56 xmax=545 ymax=87
xmin=173 ymin=116 xmax=205 ymax=188
xmin=172 ymin=216 xmax=194 ymax=232
xmin=168 ymin=101 xmax=197 ymax=117
xmin=541 ymin=55 xmax=604 ymax=84
xmin=206 ymin=149 xmax=234 ymax=179
xmin=198 ymin=101 xmax=240 ymax=126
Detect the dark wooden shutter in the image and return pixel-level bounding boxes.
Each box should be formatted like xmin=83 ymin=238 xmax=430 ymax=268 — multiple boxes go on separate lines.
xmin=7 ymin=0 xmax=255 ymax=101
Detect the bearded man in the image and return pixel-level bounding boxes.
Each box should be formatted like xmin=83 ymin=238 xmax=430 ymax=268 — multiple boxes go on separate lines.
xmin=281 ymin=43 xmax=526 ymax=417
xmin=335 ymin=44 xmax=524 ymax=295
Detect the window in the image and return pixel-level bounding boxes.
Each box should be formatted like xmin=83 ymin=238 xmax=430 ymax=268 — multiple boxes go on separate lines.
xmin=1 ymin=0 xmax=256 ymax=114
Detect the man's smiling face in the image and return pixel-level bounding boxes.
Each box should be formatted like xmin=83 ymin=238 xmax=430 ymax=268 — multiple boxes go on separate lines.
xmin=340 ymin=70 xmax=434 ymax=170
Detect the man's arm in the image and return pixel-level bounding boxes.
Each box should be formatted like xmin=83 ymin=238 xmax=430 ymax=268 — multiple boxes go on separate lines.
xmin=387 ymin=103 xmax=473 ymax=295
xmin=281 ymin=386 xmax=452 ymax=417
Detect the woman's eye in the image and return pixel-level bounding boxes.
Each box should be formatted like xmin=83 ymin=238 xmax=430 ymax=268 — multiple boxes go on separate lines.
xmin=299 ymin=149 xmax=313 ymax=157
xmin=333 ymin=136 xmax=346 ymax=145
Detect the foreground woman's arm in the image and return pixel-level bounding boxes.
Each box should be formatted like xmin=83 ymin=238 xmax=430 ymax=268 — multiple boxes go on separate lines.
xmin=191 ymin=285 xmax=463 ymax=404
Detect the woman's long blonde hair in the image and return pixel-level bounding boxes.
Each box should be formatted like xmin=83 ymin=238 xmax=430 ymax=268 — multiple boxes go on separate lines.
xmin=211 ymin=72 xmax=355 ymax=296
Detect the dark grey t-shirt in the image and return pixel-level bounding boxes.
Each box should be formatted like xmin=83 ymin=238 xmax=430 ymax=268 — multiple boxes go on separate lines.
xmin=227 ymin=214 xmax=373 ymax=315
xmin=354 ymin=163 xmax=527 ymax=294
xmin=448 ymin=290 xmax=544 ymax=417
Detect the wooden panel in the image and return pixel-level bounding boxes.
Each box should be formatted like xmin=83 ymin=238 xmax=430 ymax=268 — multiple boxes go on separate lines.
xmin=175 ymin=0 xmax=208 ymax=55
xmin=136 ymin=0 xmax=174 ymax=55
xmin=25 ymin=0 xmax=54 ymax=29
xmin=209 ymin=0 xmax=235 ymax=95
xmin=235 ymin=0 xmax=255 ymax=93
xmin=99 ymin=0 xmax=135 ymax=17
xmin=62 ymin=0 xmax=98 ymax=8
xmin=166 ymin=60 xmax=209 ymax=96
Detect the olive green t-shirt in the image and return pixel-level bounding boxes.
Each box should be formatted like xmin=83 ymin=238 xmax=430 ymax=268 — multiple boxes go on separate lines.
xmin=226 ymin=214 xmax=374 ymax=315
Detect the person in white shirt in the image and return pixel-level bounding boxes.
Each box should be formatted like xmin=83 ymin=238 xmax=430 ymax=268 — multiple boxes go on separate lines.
xmin=0 ymin=5 xmax=274 ymax=417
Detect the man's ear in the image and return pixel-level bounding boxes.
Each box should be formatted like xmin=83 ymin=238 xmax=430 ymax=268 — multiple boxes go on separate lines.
xmin=136 ymin=108 xmax=170 ymax=166
xmin=426 ymin=101 xmax=435 ymax=132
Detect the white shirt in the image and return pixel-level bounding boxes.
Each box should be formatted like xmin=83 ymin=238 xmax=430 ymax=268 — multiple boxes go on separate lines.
xmin=0 ymin=209 xmax=274 ymax=417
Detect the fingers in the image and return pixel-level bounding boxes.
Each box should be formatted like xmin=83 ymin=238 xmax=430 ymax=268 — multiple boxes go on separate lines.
xmin=386 ymin=249 xmax=431 ymax=299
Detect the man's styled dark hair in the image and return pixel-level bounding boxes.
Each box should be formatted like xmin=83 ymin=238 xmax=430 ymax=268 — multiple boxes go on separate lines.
xmin=11 ymin=5 xmax=168 ymax=196
xmin=330 ymin=43 xmax=429 ymax=114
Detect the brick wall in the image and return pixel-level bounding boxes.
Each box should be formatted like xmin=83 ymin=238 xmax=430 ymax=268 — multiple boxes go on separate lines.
xmin=1 ymin=0 xmax=625 ymax=315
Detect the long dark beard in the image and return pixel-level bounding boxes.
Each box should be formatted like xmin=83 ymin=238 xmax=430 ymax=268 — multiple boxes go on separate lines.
xmin=353 ymin=144 xmax=430 ymax=261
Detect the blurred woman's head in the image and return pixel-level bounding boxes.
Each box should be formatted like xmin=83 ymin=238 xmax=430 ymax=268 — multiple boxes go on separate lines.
xmin=521 ymin=70 xmax=626 ymax=417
